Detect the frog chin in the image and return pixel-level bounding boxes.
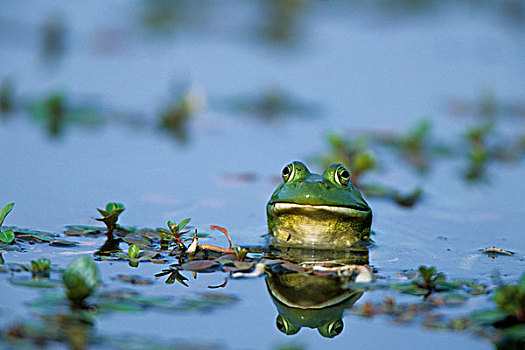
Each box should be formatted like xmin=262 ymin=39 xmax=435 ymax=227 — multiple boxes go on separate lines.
xmin=267 ymin=202 xmax=372 ymax=247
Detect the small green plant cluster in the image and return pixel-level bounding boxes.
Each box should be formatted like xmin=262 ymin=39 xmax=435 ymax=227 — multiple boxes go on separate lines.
xmin=389 ymin=266 xmax=459 ymax=298
xmin=315 ymin=133 xmax=376 ymax=184
xmin=95 ymin=203 xmax=125 ymax=234
xmin=160 ymin=88 xmax=204 ymax=143
xmin=27 ymin=258 xmax=51 ymax=278
xmin=314 ymin=132 xmax=423 ymax=207
xmin=156 ymin=218 xmax=191 ymax=251
xmin=0 ymin=203 xmax=15 ymax=244
xmin=483 ymin=272 xmax=525 ymax=327
xmin=469 ymin=272 xmax=525 ymax=347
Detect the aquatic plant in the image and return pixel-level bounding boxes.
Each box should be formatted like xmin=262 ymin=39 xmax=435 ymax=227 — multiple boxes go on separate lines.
xmin=315 ymin=132 xmax=376 ymax=183
xmin=229 ymin=87 xmax=316 ymax=120
xmin=95 ymin=203 xmax=125 ymax=235
xmin=0 ymin=203 xmax=15 ymax=244
xmin=128 ymin=244 xmax=140 ymax=259
xmin=111 ymin=244 xmax=161 ymax=268
xmin=159 ymin=87 xmax=205 ymax=142
xmin=0 ymin=78 xmax=14 ymax=114
xmin=389 ymin=266 xmax=459 ymax=298
xmin=28 ymin=92 xmax=103 ymax=138
xmin=62 ymin=256 xmax=99 ymax=306
xmin=474 ymin=273 xmax=525 ymax=326
xmin=378 ymin=119 xmax=449 ymax=172
xmin=468 ymin=272 xmax=525 ymax=347
xmin=157 ymin=218 xmax=191 ymax=251
xmin=27 ymin=258 xmax=51 ymax=278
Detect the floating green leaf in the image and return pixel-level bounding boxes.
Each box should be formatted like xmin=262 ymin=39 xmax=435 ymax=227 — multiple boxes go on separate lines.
xmin=49 ymin=239 xmax=78 ymax=247
xmin=10 ymin=277 xmax=62 ymax=289
xmin=0 ymin=229 xmax=15 ymax=243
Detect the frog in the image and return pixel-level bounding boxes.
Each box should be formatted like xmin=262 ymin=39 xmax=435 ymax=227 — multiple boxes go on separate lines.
xmin=267 ymin=161 xmax=372 ymax=247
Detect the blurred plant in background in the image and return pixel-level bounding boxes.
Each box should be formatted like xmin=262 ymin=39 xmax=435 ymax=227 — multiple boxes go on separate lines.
xmin=159 ymin=86 xmax=206 ymax=143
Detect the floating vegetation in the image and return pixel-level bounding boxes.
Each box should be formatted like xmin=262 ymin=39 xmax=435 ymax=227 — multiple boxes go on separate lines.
xmin=375 ymin=119 xmax=451 ymax=172
xmin=0 ymin=201 xmax=523 ymax=346
xmin=447 ymin=88 xmax=525 ymax=120
xmin=227 ymin=87 xmax=318 ymax=120
xmin=28 ymin=92 xmax=105 ymax=137
xmin=159 ymin=87 xmax=205 ymax=143
xmin=388 ymin=266 xmax=463 ymax=300
xmin=0 ymin=203 xmax=76 ymax=249
xmin=314 ymin=115 xmax=525 ymax=207
xmin=26 ymin=258 xmax=51 ymax=278
xmin=109 ymin=244 xmax=162 ymax=268
xmin=0 ymin=78 xmax=14 ymax=115
xmin=313 ymin=133 xmax=423 ymax=207
xmin=461 ymin=121 xmax=525 ymax=181
xmin=314 ymin=133 xmax=377 ymax=183
xmin=256 ymin=0 xmax=306 ymax=46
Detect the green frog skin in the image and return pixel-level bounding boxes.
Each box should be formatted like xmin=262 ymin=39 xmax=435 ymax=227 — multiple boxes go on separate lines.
xmin=267 ymin=161 xmax=372 ymax=247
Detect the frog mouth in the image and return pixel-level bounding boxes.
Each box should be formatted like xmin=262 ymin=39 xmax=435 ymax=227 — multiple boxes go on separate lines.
xmin=270 ymin=202 xmax=370 ymax=217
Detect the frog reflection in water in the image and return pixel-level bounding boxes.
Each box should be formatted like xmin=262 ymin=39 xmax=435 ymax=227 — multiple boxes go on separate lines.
xmin=267 ymin=161 xmax=372 ymax=247
xmin=265 ymin=246 xmax=372 ymax=338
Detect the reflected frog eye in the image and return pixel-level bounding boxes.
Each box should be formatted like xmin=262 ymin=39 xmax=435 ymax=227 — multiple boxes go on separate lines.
xmin=335 ymin=165 xmax=351 ymax=187
xmin=276 ymin=315 xmax=299 ymax=335
xmin=281 ymin=163 xmax=294 ymax=183
xmin=318 ymin=319 xmax=344 ymax=338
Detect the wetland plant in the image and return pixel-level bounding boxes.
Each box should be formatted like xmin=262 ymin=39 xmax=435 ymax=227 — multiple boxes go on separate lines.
xmin=475 ymin=272 xmax=525 ymax=327
xmin=62 ymin=256 xmax=99 ymax=307
xmin=390 ymin=266 xmax=458 ymax=298
xmin=27 ymin=258 xmax=51 ymax=278
xmin=471 ymin=272 xmax=525 ymax=347
xmin=159 ymin=87 xmax=205 ymax=142
xmin=315 ymin=132 xmax=376 ymax=184
xmin=95 ymin=202 xmax=125 ymax=235
xmin=115 ymin=244 xmax=154 ymax=268
xmin=0 ymin=78 xmax=14 ymax=114
xmin=157 ymin=218 xmax=191 ymax=251
xmin=0 ymin=203 xmax=15 ymax=244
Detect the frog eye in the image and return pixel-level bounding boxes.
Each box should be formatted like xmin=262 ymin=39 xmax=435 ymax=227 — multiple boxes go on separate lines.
xmin=281 ymin=163 xmax=294 ymax=183
xmin=335 ymin=165 xmax=351 ymax=187
xmin=318 ymin=319 xmax=344 ymax=338
xmin=276 ymin=315 xmax=299 ymax=335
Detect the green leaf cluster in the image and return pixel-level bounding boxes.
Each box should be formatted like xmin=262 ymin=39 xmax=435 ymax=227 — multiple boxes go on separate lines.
xmin=28 ymin=258 xmax=51 ymax=276
xmin=156 ymin=218 xmax=191 ymax=249
xmin=493 ymin=273 xmax=525 ymax=323
xmin=95 ymin=203 xmax=125 ymax=234
xmin=389 ymin=266 xmax=460 ymax=298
